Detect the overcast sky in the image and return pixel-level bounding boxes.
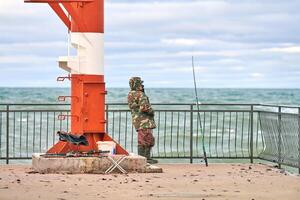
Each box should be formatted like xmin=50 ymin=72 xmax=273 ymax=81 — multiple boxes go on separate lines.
xmin=0 ymin=0 xmax=300 ymax=88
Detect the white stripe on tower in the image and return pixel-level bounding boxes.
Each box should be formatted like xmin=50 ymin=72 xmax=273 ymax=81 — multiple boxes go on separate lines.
xmin=59 ymin=32 xmax=104 ymax=75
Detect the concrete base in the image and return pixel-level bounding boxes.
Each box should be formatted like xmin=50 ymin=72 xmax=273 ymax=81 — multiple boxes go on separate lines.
xmin=145 ymin=164 xmax=163 ymax=173
xmin=32 ymin=153 xmax=162 ymax=174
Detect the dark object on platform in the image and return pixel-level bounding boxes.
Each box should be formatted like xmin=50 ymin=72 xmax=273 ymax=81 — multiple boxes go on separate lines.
xmin=147 ymin=159 xmax=158 ymax=164
xmin=57 ymin=131 xmax=89 ymax=146
xmin=41 ymin=150 xmax=111 ymax=158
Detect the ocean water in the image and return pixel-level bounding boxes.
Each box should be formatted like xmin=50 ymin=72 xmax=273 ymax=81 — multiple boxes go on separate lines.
xmin=0 ymin=87 xmax=299 ymax=105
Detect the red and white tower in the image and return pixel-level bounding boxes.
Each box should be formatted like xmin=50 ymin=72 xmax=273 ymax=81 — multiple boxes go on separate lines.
xmin=25 ymin=0 xmax=128 ymax=155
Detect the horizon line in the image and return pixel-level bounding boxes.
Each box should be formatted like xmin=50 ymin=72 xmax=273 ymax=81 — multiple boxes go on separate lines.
xmin=0 ymin=87 xmax=300 ymax=89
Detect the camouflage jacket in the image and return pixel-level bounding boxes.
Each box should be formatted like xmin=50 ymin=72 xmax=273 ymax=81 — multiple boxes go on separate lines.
xmin=128 ymin=78 xmax=156 ymax=130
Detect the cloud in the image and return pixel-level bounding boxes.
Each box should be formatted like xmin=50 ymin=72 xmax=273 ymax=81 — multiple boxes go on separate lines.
xmin=0 ymin=55 xmax=54 ymax=64
xmin=250 ymin=73 xmax=265 ymax=79
xmin=231 ymin=66 xmax=245 ymax=71
xmin=145 ymin=66 xmax=209 ymax=74
xmin=176 ymin=50 xmax=241 ymax=57
xmin=262 ymin=46 xmax=300 ymax=54
xmin=161 ymin=38 xmax=218 ymax=47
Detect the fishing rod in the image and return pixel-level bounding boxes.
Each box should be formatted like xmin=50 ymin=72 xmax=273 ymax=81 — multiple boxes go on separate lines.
xmin=192 ymin=56 xmax=208 ymax=166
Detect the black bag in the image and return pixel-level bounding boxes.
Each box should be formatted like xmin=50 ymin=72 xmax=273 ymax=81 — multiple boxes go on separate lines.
xmin=57 ymin=131 xmax=89 ymax=146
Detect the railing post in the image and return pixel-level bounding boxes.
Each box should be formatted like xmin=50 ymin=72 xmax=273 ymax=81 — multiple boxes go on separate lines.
xmin=298 ymin=107 xmax=300 ymax=174
xmin=106 ymin=104 xmax=109 ymax=134
xmin=190 ymin=104 xmax=193 ymax=164
xmin=250 ymin=105 xmax=254 ymax=163
xmin=278 ymin=106 xmax=282 ymax=169
xmin=6 ymin=105 xmax=9 ymax=164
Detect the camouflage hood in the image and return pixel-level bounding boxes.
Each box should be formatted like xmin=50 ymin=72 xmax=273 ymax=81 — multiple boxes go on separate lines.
xmin=129 ymin=77 xmax=143 ymax=91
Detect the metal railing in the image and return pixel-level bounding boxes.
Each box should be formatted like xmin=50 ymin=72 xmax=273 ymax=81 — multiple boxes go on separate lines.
xmin=0 ymin=103 xmax=299 ymax=173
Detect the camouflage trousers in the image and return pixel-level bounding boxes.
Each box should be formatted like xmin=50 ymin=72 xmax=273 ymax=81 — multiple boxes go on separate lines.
xmin=138 ymin=129 xmax=155 ymax=147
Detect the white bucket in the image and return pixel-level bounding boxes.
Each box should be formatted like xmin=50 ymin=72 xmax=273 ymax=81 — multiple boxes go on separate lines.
xmin=96 ymin=141 xmax=116 ymax=155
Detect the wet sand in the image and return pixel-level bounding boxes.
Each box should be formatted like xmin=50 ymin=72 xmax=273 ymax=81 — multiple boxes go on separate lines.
xmin=0 ymin=164 xmax=299 ymax=200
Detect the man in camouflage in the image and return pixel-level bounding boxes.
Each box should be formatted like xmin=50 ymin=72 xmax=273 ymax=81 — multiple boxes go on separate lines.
xmin=128 ymin=77 xmax=157 ymax=164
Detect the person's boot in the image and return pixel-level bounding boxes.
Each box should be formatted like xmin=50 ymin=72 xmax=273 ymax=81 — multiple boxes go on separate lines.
xmin=145 ymin=146 xmax=158 ymax=164
xmin=138 ymin=145 xmax=146 ymax=157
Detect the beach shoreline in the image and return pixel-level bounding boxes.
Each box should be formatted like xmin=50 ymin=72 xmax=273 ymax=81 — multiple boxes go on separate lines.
xmin=0 ymin=163 xmax=299 ymax=200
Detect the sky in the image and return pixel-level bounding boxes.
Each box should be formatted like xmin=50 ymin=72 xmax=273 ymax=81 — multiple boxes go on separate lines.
xmin=0 ymin=0 xmax=300 ymax=88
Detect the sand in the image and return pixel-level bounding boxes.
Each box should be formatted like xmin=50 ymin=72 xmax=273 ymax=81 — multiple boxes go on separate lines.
xmin=0 ymin=163 xmax=299 ymax=200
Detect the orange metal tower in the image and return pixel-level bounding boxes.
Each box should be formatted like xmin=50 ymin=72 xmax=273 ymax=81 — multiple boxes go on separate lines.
xmin=25 ymin=0 xmax=128 ymax=155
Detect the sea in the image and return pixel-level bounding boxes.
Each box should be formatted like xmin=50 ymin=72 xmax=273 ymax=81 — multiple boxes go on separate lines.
xmin=0 ymin=88 xmax=299 ymax=105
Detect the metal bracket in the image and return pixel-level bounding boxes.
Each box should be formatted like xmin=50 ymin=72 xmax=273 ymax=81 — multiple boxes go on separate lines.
xmin=58 ymin=96 xmax=79 ymax=102
xmin=57 ymin=74 xmax=72 ymax=82
xmin=58 ymin=114 xmax=79 ymax=121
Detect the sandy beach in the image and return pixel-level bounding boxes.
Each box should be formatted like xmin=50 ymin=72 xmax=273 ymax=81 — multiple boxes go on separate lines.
xmin=0 ymin=163 xmax=299 ymax=200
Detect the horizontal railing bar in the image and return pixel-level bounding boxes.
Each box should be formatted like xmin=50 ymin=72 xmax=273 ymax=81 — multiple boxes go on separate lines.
xmin=1 ymin=110 xmax=70 ymax=112
xmin=0 ymin=104 xmax=70 ymax=106
xmin=0 ymin=156 xmax=259 ymax=160
xmin=152 ymin=157 xmax=256 ymax=159
xmin=108 ymin=109 xmax=252 ymax=112
xmin=0 ymin=110 xmax=297 ymax=115
xmin=0 ymin=103 xmax=298 ymax=108
xmin=258 ymin=157 xmax=300 ymax=168
xmin=107 ymin=103 xmax=262 ymax=106
xmin=0 ymin=157 xmax=33 ymax=160
xmin=258 ymin=110 xmax=300 ymax=117
xmin=0 ymin=103 xmax=189 ymax=106
xmin=0 ymin=109 xmax=298 ymax=115
xmin=0 ymin=103 xmax=299 ymax=109
xmin=107 ymin=103 xmax=193 ymax=106
xmin=3 ymin=103 xmax=252 ymax=106
xmin=259 ymin=104 xmax=300 ymax=109
xmin=0 ymin=103 xmax=192 ymax=106
xmin=186 ymin=103 xmax=260 ymax=106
